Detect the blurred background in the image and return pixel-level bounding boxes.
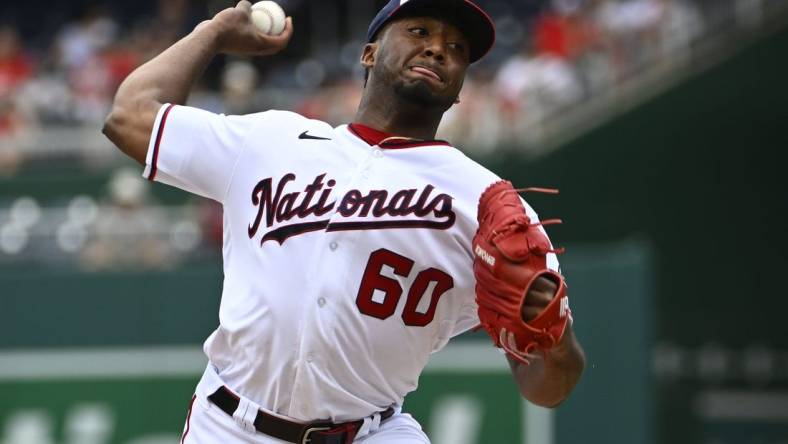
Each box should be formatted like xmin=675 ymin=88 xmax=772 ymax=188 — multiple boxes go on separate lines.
xmin=1 ymin=0 xmax=787 ymax=443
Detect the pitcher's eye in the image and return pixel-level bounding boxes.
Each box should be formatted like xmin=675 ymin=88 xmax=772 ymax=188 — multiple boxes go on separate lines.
xmin=409 ymin=27 xmax=428 ymax=36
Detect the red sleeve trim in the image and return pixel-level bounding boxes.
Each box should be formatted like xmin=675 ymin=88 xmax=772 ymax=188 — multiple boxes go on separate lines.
xmin=149 ymin=104 xmax=176 ymax=181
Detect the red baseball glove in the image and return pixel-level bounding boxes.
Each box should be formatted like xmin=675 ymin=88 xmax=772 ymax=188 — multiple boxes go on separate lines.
xmin=472 ymin=180 xmax=572 ymax=365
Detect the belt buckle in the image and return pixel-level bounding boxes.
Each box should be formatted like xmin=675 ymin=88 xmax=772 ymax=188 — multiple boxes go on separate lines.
xmin=301 ymin=425 xmax=333 ymax=444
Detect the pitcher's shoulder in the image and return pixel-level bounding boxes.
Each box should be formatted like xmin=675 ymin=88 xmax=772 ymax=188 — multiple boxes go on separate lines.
xmin=245 ymin=110 xmax=331 ymax=129
xmin=444 ymin=149 xmax=503 ymax=195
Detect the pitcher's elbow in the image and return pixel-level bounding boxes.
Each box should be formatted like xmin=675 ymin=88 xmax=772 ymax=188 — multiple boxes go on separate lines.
xmin=102 ymin=107 xmax=141 ymax=163
xmin=102 ymin=108 xmax=124 ymax=145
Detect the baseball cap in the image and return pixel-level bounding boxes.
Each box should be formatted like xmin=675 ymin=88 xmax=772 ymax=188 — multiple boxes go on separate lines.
xmin=367 ymin=0 xmax=496 ymax=63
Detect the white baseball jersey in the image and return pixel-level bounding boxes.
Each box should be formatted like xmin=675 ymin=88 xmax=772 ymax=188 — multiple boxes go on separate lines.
xmin=143 ymin=104 xmax=559 ymax=423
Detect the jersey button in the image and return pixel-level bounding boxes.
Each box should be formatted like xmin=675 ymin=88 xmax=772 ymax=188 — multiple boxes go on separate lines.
xmin=373 ymin=149 xmax=383 ymax=158
xmin=318 ymin=297 xmax=326 ymax=307
xmin=329 ymin=241 xmax=338 ymax=251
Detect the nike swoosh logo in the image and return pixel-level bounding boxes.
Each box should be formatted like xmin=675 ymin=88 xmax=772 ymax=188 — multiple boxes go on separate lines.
xmin=299 ymin=131 xmax=332 ymax=141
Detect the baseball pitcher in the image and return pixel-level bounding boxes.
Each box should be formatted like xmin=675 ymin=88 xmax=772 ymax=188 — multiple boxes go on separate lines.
xmin=103 ymin=0 xmax=585 ymax=442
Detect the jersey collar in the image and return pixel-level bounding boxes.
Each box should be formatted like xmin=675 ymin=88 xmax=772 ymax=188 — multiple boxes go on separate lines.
xmin=348 ymin=123 xmax=452 ymax=150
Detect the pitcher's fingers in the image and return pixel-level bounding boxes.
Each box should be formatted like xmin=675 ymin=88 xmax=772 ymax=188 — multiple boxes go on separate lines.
xmin=236 ymin=0 xmax=253 ymax=14
xmin=274 ymin=17 xmax=294 ymax=41
xmin=524 ymin=289 xmax=552 ymax=307
xmin=521 ymin=306 xmax=542 ymax=321
xmin=257 ymin=17 xmax=293 ymax=46
xmin=531 ymin=275 xmax=558 ymax=294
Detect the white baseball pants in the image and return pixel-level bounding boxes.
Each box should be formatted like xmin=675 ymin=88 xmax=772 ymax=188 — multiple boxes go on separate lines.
xmin=180 ymin=365 xmax=430 ymax=443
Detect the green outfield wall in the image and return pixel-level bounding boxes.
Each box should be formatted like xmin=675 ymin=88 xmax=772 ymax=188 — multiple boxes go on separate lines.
xmin=0 ymin=241 xmax=653 ymax=444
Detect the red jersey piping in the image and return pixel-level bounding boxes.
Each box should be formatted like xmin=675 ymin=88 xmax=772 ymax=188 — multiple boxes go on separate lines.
xmin=180 ymin=395 xmax=196 ymax=444
xmin=149 ymin=104 xmax=175 ymax=181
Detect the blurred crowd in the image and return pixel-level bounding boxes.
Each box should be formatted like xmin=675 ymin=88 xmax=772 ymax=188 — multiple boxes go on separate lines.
xmin=0 ymin=0 xmax=714 ymax=150
xmin=448 ymin=0 xmax=705 ymax=151
xmin=0 ymin=167 xmax=222 ymax=269
xmin=0 ymin=0 xmax=777 ymax=267
xmin=0 ymin=0 xmax=196 ymax=137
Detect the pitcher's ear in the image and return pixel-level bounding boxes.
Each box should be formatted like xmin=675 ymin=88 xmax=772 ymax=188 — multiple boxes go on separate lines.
xmin=361 ymin=42 xmax=378 ymax=69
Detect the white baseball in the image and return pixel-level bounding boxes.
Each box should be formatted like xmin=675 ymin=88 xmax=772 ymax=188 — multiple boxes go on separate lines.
xmin=251 ymin=1 xmax=287 ymax=36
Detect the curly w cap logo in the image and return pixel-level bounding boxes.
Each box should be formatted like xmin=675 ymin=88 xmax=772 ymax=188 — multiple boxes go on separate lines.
xmin=400 ymin=0 xmax=410 ymax=4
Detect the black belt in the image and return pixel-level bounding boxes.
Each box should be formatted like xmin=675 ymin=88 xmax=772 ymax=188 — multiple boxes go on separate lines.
xmin=208 ymin=386 xmax=395 ymax=444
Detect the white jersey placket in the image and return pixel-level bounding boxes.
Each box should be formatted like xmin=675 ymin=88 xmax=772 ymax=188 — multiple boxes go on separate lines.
xmin=286 ymin=138 xmax=386 ymax=419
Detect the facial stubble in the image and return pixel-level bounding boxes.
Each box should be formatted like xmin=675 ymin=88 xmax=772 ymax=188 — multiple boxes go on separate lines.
xmin=393 ymin=78 xmax=456 ymax=111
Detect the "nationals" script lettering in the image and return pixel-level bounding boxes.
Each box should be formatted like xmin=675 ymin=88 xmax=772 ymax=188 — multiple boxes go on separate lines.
xmin=247 ymin=173 xmax=456 ymax=245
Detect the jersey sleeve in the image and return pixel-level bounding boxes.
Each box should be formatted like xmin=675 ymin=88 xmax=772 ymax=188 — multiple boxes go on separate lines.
xmin=452 ymin=297 xmax=482 ymax=338
xmin=142 ymin=104 xmax=258 ymax=202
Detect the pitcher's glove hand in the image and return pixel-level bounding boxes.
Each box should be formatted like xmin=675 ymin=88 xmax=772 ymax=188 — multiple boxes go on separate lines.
xmin=472 ymin=181 xmax=572 ymax=365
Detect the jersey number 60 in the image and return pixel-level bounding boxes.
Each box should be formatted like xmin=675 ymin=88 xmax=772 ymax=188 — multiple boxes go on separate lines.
xmin=356 ymin=248 xmax=454 ymax=327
